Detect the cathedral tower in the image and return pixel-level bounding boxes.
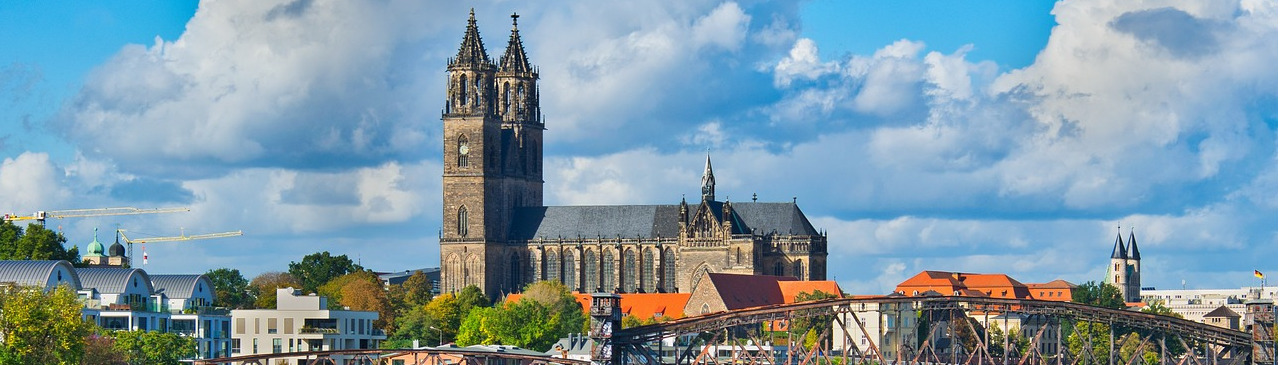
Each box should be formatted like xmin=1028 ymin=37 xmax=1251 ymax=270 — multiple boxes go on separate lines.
xmin=440 ymin=10 xmax=543 ymax=296
xmin=1105 ymin=227 xmax=1142 ymax=302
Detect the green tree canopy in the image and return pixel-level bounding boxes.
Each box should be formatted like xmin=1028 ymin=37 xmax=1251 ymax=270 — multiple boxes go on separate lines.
xmin=288 ymin=251 xmax=362 ymax=294
xmin=319 ymin=271 xmax=395 ymax=333
xmin=1072 ymin=281 xmax=1125 ymax=309
xmin=456 ymin=285 xmax=490 ymax=315
xmin=0 ymin=221 xmax=79 ymax=263
xmin=205 ymin=268 xmax=253 ymax=309
xmin=108 ymin=330 xmax=197 ymax=365
xmin=0 ymin=285 xmax=93 ymax=365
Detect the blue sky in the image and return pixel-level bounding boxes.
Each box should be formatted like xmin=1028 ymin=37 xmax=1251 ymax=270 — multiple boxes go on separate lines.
xmin=0 ymin=0 xmax=1274 ymax=294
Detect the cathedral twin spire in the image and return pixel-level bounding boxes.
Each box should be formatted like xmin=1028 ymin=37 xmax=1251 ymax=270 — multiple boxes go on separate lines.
xmin=451 ymin=9 xmax=533 ymax=74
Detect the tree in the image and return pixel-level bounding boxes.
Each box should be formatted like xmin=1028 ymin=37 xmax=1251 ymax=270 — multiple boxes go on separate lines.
xmin=456 ymin=285 xmax=490 ymax=315
xmin=423 ymin=293 xmax=463 ymax=343
xmin=0 ymin=285 xmax=93 ymax=364
xmin=1141 ymin=300 xmax=1182 ymax=319
xmin=386 ymin=304 xmax=444 ymax=348
xmin=250 ymin=272 xmax=300 ymax=309
xmin=320 ymin=271 xmax=395 ymax=333
xmin=0 ymin=221 xmax=80 ymax=263
xmin=205 ymin=268 xmax=252 ymax=309
xmin=789 ymin=290 xmax=838 ymax=339
xmin=521 ymin=281 xmax=586 ymax=339
xmin=108 ymin=330 xmax=197 ymax=365
xmin=1066 ymin=321 xmax=1111 ymax=365
xmin=455 ymin=281 xmax=587 ymax=352
xmin=400 ymin=270 xmax=434 ymax=308
xmin=1072 ymin=281 xmax=1125 ymax=309
xmin=288 ymin=251 xmax=362 ymax=294
xmin=81 ymin=333 xmax=126 ymax=365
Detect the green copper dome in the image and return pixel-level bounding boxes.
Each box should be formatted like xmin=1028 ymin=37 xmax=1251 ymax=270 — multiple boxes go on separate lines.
xmin=84 ymin=228 xmax=105 ymax=257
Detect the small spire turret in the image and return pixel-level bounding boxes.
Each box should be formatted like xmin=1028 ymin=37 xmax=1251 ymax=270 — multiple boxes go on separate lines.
xmin=701 ymin=155 xmax=715 ymax=202
xmin=1127 ymin=228 xmax=1141 ymax=260
xmin=499 ymin=13 xmax=533 ymax=74
xmin=1110 ymin=227 xmax=1128 ymax=259
xmin=451 ymin=9 xmax=492 ymax=68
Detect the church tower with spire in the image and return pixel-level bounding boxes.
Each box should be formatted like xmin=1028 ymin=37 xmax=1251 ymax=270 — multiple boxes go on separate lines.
xmin=1105 ymin=227 xmax=1142 ymax=302
xmin=440 ymin=10 xmax=544 ymax=296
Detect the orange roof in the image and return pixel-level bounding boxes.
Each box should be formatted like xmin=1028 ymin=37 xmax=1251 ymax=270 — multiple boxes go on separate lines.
xmin=1026 ymin=279 xmax=1076 ymax=289
xmin=894 ymin=271 xmax=1042 ymax=299
xmin=778 ymin=281 xmax=843 ymax=303
xmin=506 ymin=292 xmax=692 ymax=319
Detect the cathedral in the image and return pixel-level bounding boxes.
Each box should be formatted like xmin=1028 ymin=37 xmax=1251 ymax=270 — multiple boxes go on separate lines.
xmin=1106 ymin=228 xmax=1142 ymax=302
xmin=438 ymin=11 xmax=828 ymax=296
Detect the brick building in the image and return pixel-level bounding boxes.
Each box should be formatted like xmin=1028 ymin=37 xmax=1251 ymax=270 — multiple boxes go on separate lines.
xmin=438 ymin=11 xmax=828 ymax=297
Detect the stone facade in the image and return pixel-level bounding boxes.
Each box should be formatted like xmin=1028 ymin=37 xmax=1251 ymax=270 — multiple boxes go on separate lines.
xmin=439 ymin=11 xmax=827 ymax=297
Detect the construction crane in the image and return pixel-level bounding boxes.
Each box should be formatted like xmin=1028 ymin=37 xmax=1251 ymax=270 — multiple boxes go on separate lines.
xmin=2 ymin=207 xmax=191 ymax=225
xmin=116 ymin=228 xmax=243 ymax=265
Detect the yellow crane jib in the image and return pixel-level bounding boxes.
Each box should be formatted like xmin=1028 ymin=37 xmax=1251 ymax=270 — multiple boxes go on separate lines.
xmin=1 ymin=207 xmax=191 ymax=224
xmin=116 ymin=229 xmax=243 ymax=265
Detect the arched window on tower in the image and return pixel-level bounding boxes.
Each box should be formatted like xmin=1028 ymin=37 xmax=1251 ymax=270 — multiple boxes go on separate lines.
xmin=502 ymin=82 xmax=510 ymax=115
xmin=516 ymin=83 xmax=526 ymax=116
xmin=602 ymin=250 xmax=615 ymax=292
xmin=793 ymin=261 xmax=805 ymax=280
xmin=622 ymin=249 xmax=637 ymax=293
xmin=458 ymin=74 xmax=468 ymax=110
xmin=584 ymin=250 xmax=598 ymax=292
xmin=662 ymin=249 xmax=676 ymax=293
xmin=774 ymin=261 xmax=784 ymax=277
xmin=509 ymin=252 xmax=522 ymax=292
xmin=457 ymin=206 xmax=468 ymax=237
xmin=457 ymin=135 xmax=470 ymax=168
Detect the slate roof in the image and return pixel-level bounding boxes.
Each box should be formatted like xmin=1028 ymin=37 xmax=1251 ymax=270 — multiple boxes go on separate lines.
xmin=150 ymin=274 xmax=210 ymax=300
xmin=1204 ymin=305 xmax=1240 ymax=318
xmin=508 ymin=201 xmax=819 ymax=241
xmin=1111 ymin=232 xmax=1128 ymax=259
xmin=0 ymin=260 xmax=80 ymax=289
xmin=1127 ymin=231 xmax=1141 ymax=260
xmin=76 ymin=267 xmax=152 ymax=295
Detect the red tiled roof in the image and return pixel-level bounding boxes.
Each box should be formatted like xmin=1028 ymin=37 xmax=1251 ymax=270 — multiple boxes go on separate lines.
xmin=506 ymin=292 xmax=692 ymax=319
xmin=707 ymin=273 xmax=795 ymax=310
xmin=778 ymin=281 xmax=843 ymax=303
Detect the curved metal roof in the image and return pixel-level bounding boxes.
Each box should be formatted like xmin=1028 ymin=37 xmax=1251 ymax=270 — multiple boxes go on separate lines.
xmin=150 ymin=274 xmax=212 ymax=300
xmin=76 ymin=267 xmax=153 ymax=295
xmin=0 ymin=260 xmax=81 ymax=290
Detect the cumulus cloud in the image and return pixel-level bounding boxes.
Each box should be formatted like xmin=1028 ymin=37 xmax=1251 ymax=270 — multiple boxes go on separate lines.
xmin=0 ymin=152 xmax=70 ymax=213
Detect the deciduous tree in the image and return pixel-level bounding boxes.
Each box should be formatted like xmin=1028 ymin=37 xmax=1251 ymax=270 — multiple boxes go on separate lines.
xmin=320 ymin=271 xmax=395 ymax=333
xmin=250 ymin=271 xmax=300 ymax=309
xmin=0 ymin=221 xmax=80 ymax=263
xmin=288 ymin=251 xmax=362 ymax=294
xmin=0 ymin=285 xmax=93 ymax=364
xmin=205 ymin=268 xmax=252 ymax=309
xmin=109 ymin=330 xmax=197 ymax=365
xmin=1071 ymin=281 xmax=1125 ymax=309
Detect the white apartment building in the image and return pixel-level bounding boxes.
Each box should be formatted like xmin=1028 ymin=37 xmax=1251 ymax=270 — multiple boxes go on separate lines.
xmin=1142 ymin=286 xmax=1277 ymax=327
xmin=151 ymin=274 xmax=233 ymax=359
xmin=231 ymin=287 xmax=385 ymax=364
xmin=831 ymin=299 xmax=917 ymax=361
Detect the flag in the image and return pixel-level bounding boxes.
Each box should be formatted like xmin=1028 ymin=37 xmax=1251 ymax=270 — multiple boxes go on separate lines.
xmin=1255 ymin=270 xmax=1265 ymax=279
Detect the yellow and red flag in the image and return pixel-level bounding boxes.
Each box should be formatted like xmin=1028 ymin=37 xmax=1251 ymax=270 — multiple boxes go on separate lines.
xmin=1255 ymin=270 xmax=1265 ymax=279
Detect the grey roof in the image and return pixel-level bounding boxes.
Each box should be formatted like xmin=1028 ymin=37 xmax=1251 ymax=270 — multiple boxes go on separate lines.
xmin=76 ymin=267 xmax=152 ymax=295
xmin=1111 ymin=232 xmax=1128 ymax=259
xmin=1127 ymin=231 xmax=1141 ymax=260
xmin=150 ymin=274 xmax=211 ymax=300
xmin=545 ymin=333 xmax=592 ymax=356
xmin=510 ymin=205 xmax=681 ymax=240
xmin=509 ymin=201 xmax=819 ymax=241
xmin=731 ymin=202 xmax=820 ymax=236
xmin=0 ymin=260 xmax=80 ymax=290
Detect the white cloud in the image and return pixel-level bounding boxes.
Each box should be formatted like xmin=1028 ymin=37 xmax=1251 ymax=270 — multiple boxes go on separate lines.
xmin=0 ymin=152 xmax=69 ymax=213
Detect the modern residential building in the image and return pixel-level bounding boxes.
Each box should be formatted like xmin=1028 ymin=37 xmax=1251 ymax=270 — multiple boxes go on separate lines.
xmin=151 ymin=274 xmax=233 ymax=359
xmin=230 ymin=287 xmax=385 ymax=364
xmin=0 ymin=260 xmax=230 ymax=362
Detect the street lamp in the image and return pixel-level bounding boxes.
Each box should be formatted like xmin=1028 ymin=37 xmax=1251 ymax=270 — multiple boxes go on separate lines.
xmin=428 ymin=325 xmax=443 ymax=347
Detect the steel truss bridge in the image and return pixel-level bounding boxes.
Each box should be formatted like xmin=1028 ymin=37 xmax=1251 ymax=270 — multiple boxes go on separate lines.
xmin=192 ymin=348 xmax=591 ymax=365
xmin=611 ymin=296 xmax=1263 ymax=365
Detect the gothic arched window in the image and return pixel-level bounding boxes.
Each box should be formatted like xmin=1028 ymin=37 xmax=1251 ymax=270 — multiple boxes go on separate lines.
xmin=458 ymin=74 xmax=468 ymax=108
xmin=509 ymin=252 xmax=522 ymax=292
xmin=602 ymin=250 xmax=615 ymax=292
xmin=563 ymin=250 xmax=577 ymax=291
xmin=641 ymin=248 xmax=655 ymax=293
xmin=661 ymin=249 xmax=676 ymax=293
xmin=793 ymin=261 xmax=805 ymax=280
xmin=774 ymin=261 xmax=784 ymax=277
xmin=546 ymin=250 xmax=561 ymax=283
xmin=502 ymin=82 xmax=511 ymax=114
xmin=584 ymin=250 xmax=598 ymax=292
xmin=457 ymin=135 xmax=469 ymax=168
xmin=622 ymin=249 xmax=637 ymax=293
xmin=457 ymin=206 xmax=468 ymax=237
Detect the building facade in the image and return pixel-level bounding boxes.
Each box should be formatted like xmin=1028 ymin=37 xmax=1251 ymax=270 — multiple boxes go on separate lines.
xmin=230 ymin=288 xmax=384 ymax=364
xmin=439 ymin=11 xmax=828 ymax=297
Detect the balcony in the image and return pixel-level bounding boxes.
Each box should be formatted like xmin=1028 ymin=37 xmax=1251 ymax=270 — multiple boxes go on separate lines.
xmin=300 ymin=327 xmax=340 ymax=334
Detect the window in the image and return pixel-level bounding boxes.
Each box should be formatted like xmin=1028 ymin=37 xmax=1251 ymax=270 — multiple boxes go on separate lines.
xmin=793 ymin=261 xmax=804 ymax=279
xmin=252 ymin=338 xmax=258 ymax=354
xmin=584 ymin=250 xmax=598 ymax=292
xmin=546 ymin=250 xmax=560 ymax=283
xmin=662 ymin=249 xmax=676 ymax=292
xmin=273 ymin=338 xmax=282 ymax=353
xmin=563 ymin=251 xmax=576 ymax=290
xmin=602 ymin=250 xmax=615 ymax=292
xmin=641 ymin=248 xmax=655 ymax=293
xmin=774 ymin=262 xmax=784 ymax=276
xmin=231 ymin=339 xmax=241 ymax=354
xmin=457 ymin=206 xmax=468 ymax=237
xmin=622 ymin=249 xmax=637 ymax=292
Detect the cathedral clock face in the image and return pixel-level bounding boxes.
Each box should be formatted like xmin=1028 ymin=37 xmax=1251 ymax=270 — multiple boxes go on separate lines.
xmin=459 ymin=144 xmax=470 ymax=155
